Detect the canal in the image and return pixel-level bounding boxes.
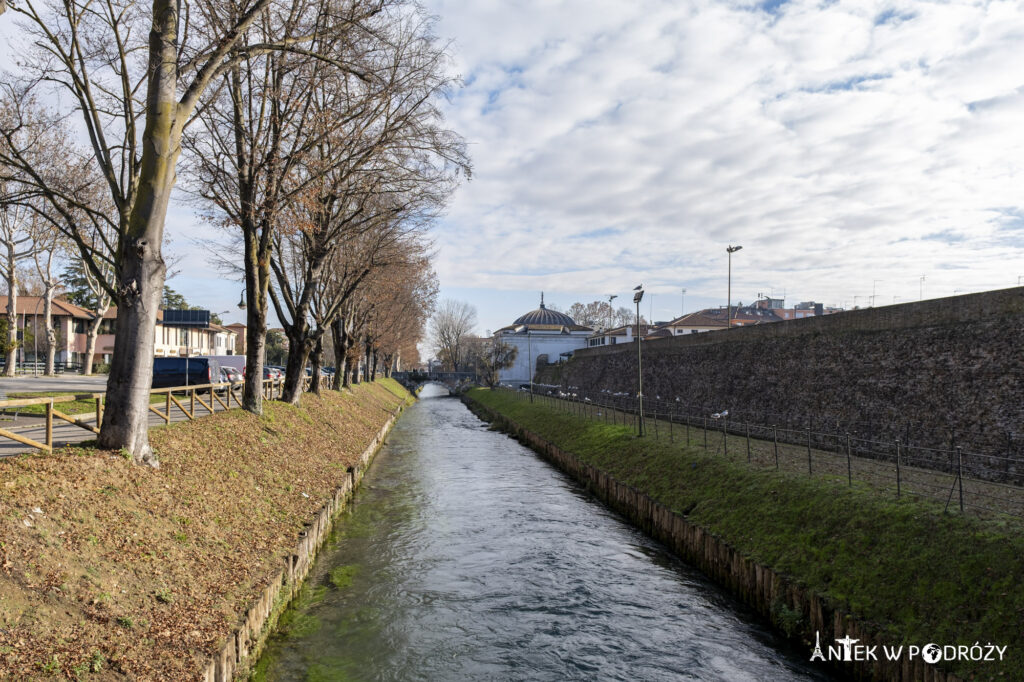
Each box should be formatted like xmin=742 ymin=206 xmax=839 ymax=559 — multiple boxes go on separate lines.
xmin=256 ymin=384 xmax=832 ymax=680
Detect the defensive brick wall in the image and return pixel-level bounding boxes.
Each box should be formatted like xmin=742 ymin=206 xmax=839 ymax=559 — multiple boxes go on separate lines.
xmin=537 ymin=287 xmax=1024 ymax=463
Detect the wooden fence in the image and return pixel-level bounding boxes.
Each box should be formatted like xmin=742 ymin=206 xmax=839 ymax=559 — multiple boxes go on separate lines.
xmin=0 ymin=377 xmax=313 ymax=454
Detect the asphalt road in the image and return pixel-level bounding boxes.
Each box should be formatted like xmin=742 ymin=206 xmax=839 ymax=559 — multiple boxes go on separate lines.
xmin=0 ymin=374 xmax=110 ymax=398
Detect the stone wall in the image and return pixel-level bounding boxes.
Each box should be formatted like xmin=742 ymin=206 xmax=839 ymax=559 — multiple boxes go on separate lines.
xmin=538 ymin=287 xmax=1024 ymax=465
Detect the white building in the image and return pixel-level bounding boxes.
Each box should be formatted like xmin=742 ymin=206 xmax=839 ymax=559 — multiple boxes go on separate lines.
xmin=587 ymin=324 xmax=654 ymax=347
xmin=495 ymin=298 xmax=592 ymax=386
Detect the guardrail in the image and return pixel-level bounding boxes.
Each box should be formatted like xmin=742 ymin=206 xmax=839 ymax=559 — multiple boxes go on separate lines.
xmin=0 ymin=377 xmax=298 ymax=454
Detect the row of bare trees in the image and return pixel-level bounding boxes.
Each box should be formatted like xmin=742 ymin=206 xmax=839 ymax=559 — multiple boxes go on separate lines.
xmin=0 ymin=0 xmax=466 ymax=465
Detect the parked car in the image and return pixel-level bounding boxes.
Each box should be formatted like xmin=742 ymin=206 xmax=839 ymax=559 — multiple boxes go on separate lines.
xmin=220 ymin=366 xmax=242 ymax=387
xmin=262 ymin=367 xmax=283 ymax=381
xmin=152 ymin=357 xmax=222 ymax=389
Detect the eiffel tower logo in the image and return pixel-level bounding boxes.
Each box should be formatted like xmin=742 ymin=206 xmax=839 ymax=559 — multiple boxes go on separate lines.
xmin=810 ymin=631 xmax=826 ymax=662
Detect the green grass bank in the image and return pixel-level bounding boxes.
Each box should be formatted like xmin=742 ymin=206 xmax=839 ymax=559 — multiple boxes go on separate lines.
xmin=466 ymin=388 xmax=1024 ymax=681
xmin=0 ymin=379 xmax=412 ymax=681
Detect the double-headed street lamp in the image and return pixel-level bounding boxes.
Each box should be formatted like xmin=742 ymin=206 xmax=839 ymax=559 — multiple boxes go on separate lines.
xmin=726 ymin=245 xmax=742 ymax=328
xmin=633 ymin=284 xmax=644 ymax=437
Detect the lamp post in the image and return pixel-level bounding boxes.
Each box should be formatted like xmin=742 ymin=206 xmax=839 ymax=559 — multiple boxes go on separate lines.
xmin=527 ymin=327 xmax=533 ymax=403
xmin=681 ymin=288 xmax=686 ymax=316
xmin=606 ymin=294 xmax=617 ymax=331
xmin=633 ymin=285 xmax=644 ymax=437
xmin=726 ymin=245 xmax=742 ymax=328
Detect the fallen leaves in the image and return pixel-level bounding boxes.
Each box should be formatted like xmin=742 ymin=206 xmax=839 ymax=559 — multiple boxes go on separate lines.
xmin=0 ymin=381 xmax=407 ymax=681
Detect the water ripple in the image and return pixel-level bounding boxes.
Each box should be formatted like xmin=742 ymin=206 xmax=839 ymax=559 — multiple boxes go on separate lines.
xmin=258 ymin=385 xmax=833 ymax=681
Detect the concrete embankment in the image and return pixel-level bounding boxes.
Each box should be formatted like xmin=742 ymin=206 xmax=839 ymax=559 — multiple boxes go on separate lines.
xmin=0 ymin=379 xmax=412 ymax=681
xmin=464 ymin=389 xmax=1024 ymax=681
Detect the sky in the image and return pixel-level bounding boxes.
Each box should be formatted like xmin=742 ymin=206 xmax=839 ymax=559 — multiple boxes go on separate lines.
xmin=3 ymin=0 xmax=1024 ymax=339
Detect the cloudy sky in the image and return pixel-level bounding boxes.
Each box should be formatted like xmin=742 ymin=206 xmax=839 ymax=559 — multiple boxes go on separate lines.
xmin=2 ymin=0 xmax=1024 ymax=338
xmin=421 ymin=0 xmax=1024 ymax=334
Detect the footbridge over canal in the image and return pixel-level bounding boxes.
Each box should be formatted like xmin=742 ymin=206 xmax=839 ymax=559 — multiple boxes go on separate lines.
xmin=392 ymin=370 xmax=478 ymax=394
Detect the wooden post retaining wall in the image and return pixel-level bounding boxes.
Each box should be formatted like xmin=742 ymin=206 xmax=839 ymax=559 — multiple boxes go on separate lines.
xmin=198 ymin=401 xmax=406 ymax=682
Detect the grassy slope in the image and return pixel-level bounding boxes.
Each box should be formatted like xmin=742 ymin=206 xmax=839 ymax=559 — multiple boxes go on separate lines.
xmin=469 ymin=388 xmax=1024 ymax=679
xmin=0 ymin=379 xmax=411 ymax=681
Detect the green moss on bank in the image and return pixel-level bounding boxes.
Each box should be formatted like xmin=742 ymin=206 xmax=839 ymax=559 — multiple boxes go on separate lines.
xmin=468 ymin=388 xmax=1024 ymax=680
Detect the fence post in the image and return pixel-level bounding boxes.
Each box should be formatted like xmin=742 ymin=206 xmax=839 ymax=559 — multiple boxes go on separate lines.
xmin=703 ymin=416 xmax=708 ymax=451
xmin=773 ymin=426 xmax=779 ymax=470
xmin=957 ymin=446 xmax=964 ymax=512
xmin=45 ymin=401 xmax=53 ymax=452
xmin=190 ymin=389 xmax=195 ymax=418
xmin=895 ymin=439 xmax=902 ymax=498
xmin=846 ymin=433 xmax=852 ymax=486
xmin=165 ymin=392 xmax=171 ymax=423
xmin=806 ymin=427 xmax=812 ymax=476
xmin=746 ymin=422 xmax=751 ymax=463
xmin=722 ymin=418 xmax=727 ymax=456
xmin=95 ymin=397 xmax=102 ymax=430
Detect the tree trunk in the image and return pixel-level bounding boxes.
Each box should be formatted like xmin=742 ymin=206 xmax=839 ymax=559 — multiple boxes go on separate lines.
xmin=97 ymin=0 xmax=181 ymax=466
xmin=348 ymin=350 xmax=359 ymax=386
xmin=308 ymin=336 xmax=323 ymax=395
xmin=331 ymin=317 xmax=345 ymax=391
xmin=280 ymin=328 xmax=311 ymax=405
xmin=363 ymin=339 xmax=371 ymax=382
xmin=242 ymin=229 xmax=271 ymax=413
xmin=82 ymin=306 xmax=108 ymax=376
xmin=43 ymin=280 xmax=55 ymax=375
xmin=4 ymin=257 xmax=16 ymax=377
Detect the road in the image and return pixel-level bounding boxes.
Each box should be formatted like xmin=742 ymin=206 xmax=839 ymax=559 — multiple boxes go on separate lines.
xmin=0 ymin=374 xmax=110 ymax=398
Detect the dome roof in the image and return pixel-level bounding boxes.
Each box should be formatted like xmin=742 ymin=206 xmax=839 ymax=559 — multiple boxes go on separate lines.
xmin=513 ymin=302 xmax=576 ymax=327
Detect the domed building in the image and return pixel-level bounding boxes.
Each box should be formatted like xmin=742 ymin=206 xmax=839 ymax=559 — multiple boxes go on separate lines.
xmin=494 ymin=294 xmax=593 ymax=386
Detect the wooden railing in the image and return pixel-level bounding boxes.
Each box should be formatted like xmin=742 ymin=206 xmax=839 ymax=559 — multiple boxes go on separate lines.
xmin=0 ymin=378 xmax=293 ymax=454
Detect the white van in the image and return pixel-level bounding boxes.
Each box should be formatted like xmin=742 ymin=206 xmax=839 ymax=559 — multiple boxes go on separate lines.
xmin=203 ymin=354 xmax=247 ymax=375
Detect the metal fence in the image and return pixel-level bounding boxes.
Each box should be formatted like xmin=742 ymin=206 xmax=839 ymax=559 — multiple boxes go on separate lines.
xmin=497 ymin=386 xmax=1024 ymax=521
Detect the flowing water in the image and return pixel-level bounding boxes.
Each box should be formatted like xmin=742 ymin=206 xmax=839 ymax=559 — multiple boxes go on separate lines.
xmin=256 ymin=384 xmax=832 ymax=681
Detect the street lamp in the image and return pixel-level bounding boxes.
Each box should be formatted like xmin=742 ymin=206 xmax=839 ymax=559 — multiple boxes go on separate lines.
xmin=606 ymin=294 xmax=617 ymax=331
xmin=633 ymin=284 xmax=644 ymax=437
xmin=726 ymin=245 xmax=742 ymax=328
xmin=527 ymin=326 xmax=533 ymax=403
xmin=681 ymin=288 xmax=686 ymax=317
xmin=237 ymin=288 xmax=247 ymax=310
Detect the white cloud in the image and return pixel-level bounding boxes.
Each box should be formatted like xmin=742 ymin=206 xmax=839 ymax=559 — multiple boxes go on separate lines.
xmin=423 ymin=0 xmax=1024 ymax=333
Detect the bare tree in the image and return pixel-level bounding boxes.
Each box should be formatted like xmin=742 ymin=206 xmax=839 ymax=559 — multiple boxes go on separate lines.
xmin=429 ymin=299 xmax=476 ymax=371
xmin=476 ymin=338 xmax=517 ymax=387
xmin=30 ymin=216 xmax=62 ymax=375
xmin=0 ymin=185 xmax=38 ymax=374
xmin=0 ymin=0 xmax=336 ymax=464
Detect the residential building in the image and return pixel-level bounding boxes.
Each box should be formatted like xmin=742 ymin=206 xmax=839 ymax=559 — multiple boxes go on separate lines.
xmin=587 ymin=324 xmax=655 ymax=347
xmin=0 ymin=296 xmax=237 ymax=368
